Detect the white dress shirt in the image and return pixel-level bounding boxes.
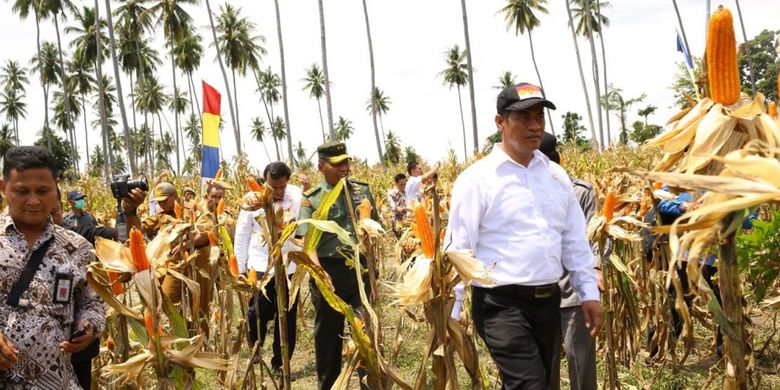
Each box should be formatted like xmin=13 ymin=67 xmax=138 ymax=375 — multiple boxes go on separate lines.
xmin=234 ymin=185 xmax=302 ymax=275
xmin=405 ymin=176 xmax=423 ymax=207
xmin=447 ymin=145 xmax=599 ymax=305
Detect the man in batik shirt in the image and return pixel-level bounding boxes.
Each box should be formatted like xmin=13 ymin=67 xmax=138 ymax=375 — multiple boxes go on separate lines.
xmin=0 ymin=146 xmax=104 ymax=388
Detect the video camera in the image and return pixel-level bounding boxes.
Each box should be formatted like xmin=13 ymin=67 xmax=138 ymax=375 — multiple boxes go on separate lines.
xmin=110 ymin=175 xmax=148 ymax=242
xmin=110 ymin=175 xmax=148 ymax=199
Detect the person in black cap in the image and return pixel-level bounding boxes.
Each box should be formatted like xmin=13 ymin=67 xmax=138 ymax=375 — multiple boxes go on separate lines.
xmin=62 ymin=190 xmax=98 ymax=231
xmin=539 ymin=132 xmax=601 ymax=390
xmin=295 ymin=141 xmax=380 ymax=390
xmin=448 ymin=82 xmax=602 ymax=389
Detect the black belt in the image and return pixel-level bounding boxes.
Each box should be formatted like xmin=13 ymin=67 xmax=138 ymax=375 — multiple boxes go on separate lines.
xmin=476 ymin=283 xmax=559 ymax=299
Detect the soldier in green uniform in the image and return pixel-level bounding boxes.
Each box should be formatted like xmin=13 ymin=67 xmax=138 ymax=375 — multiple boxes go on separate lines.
xmin=296 ymin=141 xmax=380 ymax=390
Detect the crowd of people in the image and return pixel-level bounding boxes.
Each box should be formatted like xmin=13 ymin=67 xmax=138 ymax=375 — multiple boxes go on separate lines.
xmin=0 ymin=81 xmax=721 ymax=390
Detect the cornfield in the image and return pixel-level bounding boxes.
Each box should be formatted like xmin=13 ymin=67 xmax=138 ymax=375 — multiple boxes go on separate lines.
xmin=59 ymin=5 xmax=780 ymax=389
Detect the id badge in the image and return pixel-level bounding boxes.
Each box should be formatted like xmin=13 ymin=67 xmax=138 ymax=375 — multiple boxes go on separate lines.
xmin=53 ymin=273 xmax=74 ymax=304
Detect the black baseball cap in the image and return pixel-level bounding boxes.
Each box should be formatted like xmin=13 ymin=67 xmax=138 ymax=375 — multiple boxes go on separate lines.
xmin=497 ymin=82 xmax=556 ymax=113
xmin=538 ymin=132 xmax=560 ymax=164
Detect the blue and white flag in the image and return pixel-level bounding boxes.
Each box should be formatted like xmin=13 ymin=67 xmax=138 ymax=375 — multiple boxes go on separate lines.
xmin=676 ymin=30 xmax=694 ymax=69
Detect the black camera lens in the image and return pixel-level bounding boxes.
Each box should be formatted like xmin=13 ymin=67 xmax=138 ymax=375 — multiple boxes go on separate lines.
xmin=110 ymin=175 xmax=148 ymax=199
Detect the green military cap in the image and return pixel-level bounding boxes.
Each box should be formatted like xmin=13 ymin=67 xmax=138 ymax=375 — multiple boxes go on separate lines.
xmin=317 ymin=141 xmax=351 ymax=164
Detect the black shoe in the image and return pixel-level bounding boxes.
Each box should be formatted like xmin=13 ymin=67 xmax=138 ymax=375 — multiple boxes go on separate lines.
xmin=716 ymin=344 xmax=723 ymax=359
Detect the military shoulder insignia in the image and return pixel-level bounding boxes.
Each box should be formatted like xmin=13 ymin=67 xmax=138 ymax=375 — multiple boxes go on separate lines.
xmin=304 ymin=186 xmax=321 ymax=197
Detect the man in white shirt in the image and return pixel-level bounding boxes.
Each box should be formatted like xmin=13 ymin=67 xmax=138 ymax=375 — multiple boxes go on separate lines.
xmin=404 ymin=160 xmax=440 ymax=207
xmin=234 ymin=162 xmax=301 ymax=372
xmin=447 ymin=82 xmax=603 ymax=390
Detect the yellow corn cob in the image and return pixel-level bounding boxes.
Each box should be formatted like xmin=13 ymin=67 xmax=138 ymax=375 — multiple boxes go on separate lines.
xmin=706 ymin=6 xmax=741 ymax=105
xmin=412 ymin=204 xmax=435 ymax=258
xmin=357 ymin=198 xmax=372 ymax=220
xmin=144 ymin=312 xmax=162 ymax=336
xmin=769 ymin=101 xmax=777 ymax=118
xmin=228 ymin=255 xmax=239 ymax=277
xmin=108 ymin=271 xmax=124 ymax=295
xmin=174 ymin=201 xmax=182 ymax=220
xmin=248 ymin=269 xmax=258 ymax=285
xmin=217 ymin=198 xmax=225 ymax=216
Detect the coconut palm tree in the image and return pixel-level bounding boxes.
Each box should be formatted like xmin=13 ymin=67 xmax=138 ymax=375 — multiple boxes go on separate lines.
xmin=51 ymin=84 xmax=80 ymax=137
xmin=142 ymin=0 xmax=196 ymax=174
xmin=169 ymin=89 xmax=188 ymax=173
xmin=257 ymin=67 xmax=281 ymax=133
xmin=499 ymin=0 xmax=556 ymax=135
xmin=566 ymin=0 xmax=598 ymax=150
xmin=46 ymin=0 xmax=82 ymax=169
xmin=317 ymin=0 xmax=334 ymax=138
xmin=204 ymin=0 xmax=238 ymax=153
xmin=459 ymin=0 xmax=479 ymax=154
xmin=494 ymin=70 xmax=517 ymax=89
xmin=271 ymin=116 xmax=286 ymax=161
xmin=0 ymin=89 xmax=27 ymax=145
xmin=271 ymin=0 xmax=293 ymax=168
xmin=293 ymin=141 xmax=312 ymax=171
xmin=438 ymin=45 xmax=469 ymax=161
xmin=173 ymin=26 xmax=203 ymax=122
xmin=0 ymin=123 xmax=17 ymax=157
xmin=302 ymin=63 xmax=326 ymax=141
xmin=182 ymin=113 xmax=201 ymax=173
xmin=593 ymin=0 xmax=611 ymax=146
xmin=67 ymin=55 xmax=94 ymax=166
xmin=114 ymin=0 xmax=156 ymax=135
xmin=1 ymin=60 xmax=30 ymax=93
xmin=215 ymin=3 xmax=265 ymax=156
xmin=384 ymin=130 xmax=402 ymax=166
xmin=249 ymin=117 xmax=272 ymax=162
xmin=359 ymin=0 xmax=383 ymax=166
xmin=101 ymin=0 xmax=136 ymax=176
xmin=135 ymin=75 xmax=168 ymax=173
xmin=0 ymin=60 xmax=29 ymax=144
xmin=11 ymin=0 xmax=50 ymax=147
xmin=366 ymin=87 xmax=391 ymax=145
xmin=30 ymin=41 xmax=62 ymax=150
xmin=572 ymin=0 xmax=610 ymax=146
xmin=334 ymin=116 xmax=353 ymax=143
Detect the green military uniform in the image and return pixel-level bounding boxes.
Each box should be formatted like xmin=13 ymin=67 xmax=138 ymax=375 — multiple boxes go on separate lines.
xmin=296 ymin=141 xmax=379 ymax=390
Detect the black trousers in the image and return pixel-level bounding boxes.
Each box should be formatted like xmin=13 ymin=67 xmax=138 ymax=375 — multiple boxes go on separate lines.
xmin=247 ymin=273 xmax=299 ymax=369
xmin=309 ymin=257 xmax=370 ymax=390
xmin=669 ymin=265 xmax=723 ymax=346
xmin=71 ymin=339 xmax=99 ymax=389
xmin=473 ymin=285 xmax=561 ymax=390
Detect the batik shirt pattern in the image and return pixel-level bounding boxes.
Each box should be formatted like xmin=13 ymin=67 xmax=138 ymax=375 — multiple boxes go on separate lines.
xmin=0 ymin=215 xmax=104 ymax=389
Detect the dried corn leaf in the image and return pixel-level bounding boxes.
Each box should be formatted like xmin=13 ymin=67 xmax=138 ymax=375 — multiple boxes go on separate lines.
xmin=445 ymin=250 xmax=494 ymax=286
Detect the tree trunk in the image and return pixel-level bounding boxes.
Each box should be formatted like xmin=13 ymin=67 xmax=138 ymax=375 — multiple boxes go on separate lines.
xmin=231 ymin=66 xmax=241 ymax=157
xmin=32 ymin=12 xmax=51 ymax=151
xmin=104 ymin=0 xmax=136 ymax=176
xmin=460 ymin=0 xmax=479 ymax=154
xmin=129 ymin=72 xmax=137 ymax=133
xmin=169 ymin=30 xmax=181 ymax=175
xmin=317 ymin=99 xmax=325 ymax=141
xmin=361 ymin=0 xmax=384 ymax=166
xmin=719 ymin=232 xmax=749 ymax=389
xmin=93 ymin=0 xmax=110 ymax=180
xmin=527 ymin=32 xmax=556 ymax=136
xmin=188 ymin=73 xmax=202 ymax=123
xmin=82 ymin=95 xmax=90 ymax=168
xmin=204 ymin=0 xmax=239 ymax=156
xmin=583 ymin=0 xmax=604 ymax=149
xmin=317 ymin=0 xmax=335 ymax=139
xmin=456 ymin=86 xmax=467 ymax=161
xmin=565 ymin=0 xmax=598 ymax=149
xmin=273 ymin=0 xmax=294 ymax=168
xmin=733 ymin=0 xmax=755 ymax=96
xmin=53 ymin=13 xmax=80 ymax=174
xmin=595 ymin=0 xmax=611 ymax=145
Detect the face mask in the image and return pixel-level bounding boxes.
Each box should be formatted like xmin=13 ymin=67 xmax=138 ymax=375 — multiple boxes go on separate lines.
xmin=74 ymin=199 xmax=86 ymax=210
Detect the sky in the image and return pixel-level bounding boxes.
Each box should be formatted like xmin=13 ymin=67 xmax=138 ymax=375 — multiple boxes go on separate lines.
xmin=0 ymin=0 xmax=779 ymax=173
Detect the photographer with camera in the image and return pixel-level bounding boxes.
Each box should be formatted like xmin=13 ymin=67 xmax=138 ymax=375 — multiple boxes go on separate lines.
xmin=60 ymin=178 xmax=147 ymax=246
